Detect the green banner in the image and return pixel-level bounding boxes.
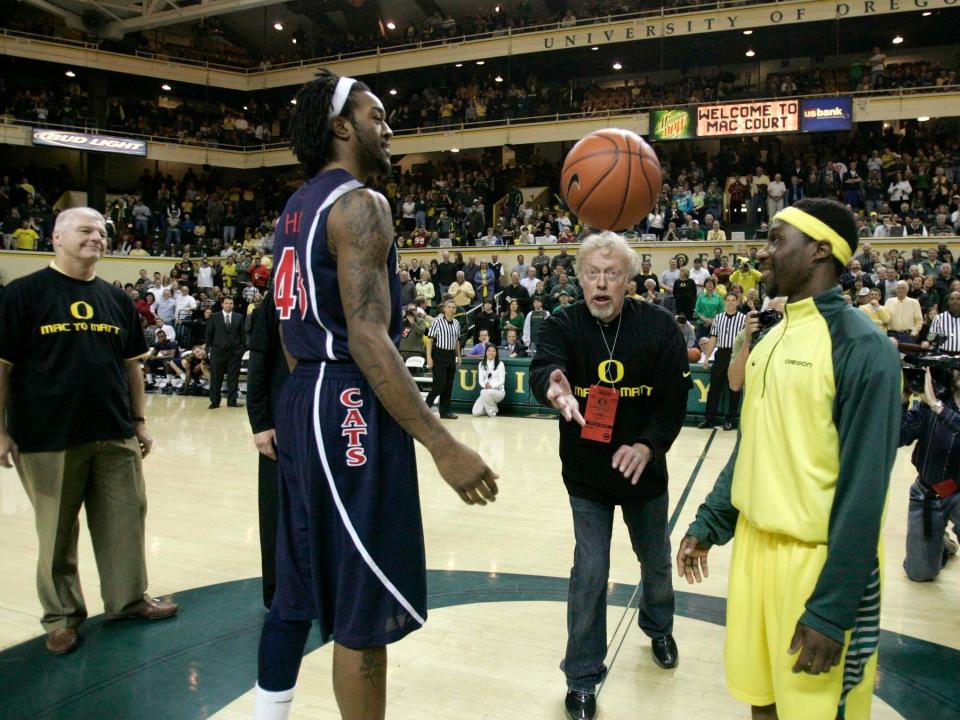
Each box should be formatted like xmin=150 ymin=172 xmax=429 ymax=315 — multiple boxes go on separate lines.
xmin=649 ymin=108 xmax=695 ymax=141
xmin=450 ymin=357 xmax=713 ymax=417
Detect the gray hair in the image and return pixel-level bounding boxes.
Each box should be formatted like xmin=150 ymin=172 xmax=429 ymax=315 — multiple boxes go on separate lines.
xmin=896 ymin=280 xmax=909 ymax=289
xmin=574 ymin=231 xmax=640 ymax=279
xmin=54 ymin=207 xmax=105 ymax=234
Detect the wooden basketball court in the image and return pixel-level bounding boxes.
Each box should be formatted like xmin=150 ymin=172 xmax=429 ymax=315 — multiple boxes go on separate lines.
xmin=0 ymin=394 xmax=957 ymax=719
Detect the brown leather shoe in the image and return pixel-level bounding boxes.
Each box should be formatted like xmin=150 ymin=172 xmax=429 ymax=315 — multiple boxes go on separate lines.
xmin=46 ymin=627 xmax=81 ymax=655
xmin=108 ymin=595 xmax=179 ymax=621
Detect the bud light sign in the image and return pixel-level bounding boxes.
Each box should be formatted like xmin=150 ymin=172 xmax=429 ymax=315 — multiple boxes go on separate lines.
xmin=32 ymin=129 xmax=148 ymax=156
xmin=800 ymin=97 xmax=853 ymax=133
xmin=649 ymin=109 xmax=694 ymax=141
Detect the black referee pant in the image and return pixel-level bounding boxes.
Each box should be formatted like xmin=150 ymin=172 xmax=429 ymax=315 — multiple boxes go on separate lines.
xmin=426 ymin=348 xmax=457 ymax=414
xmin=705 ymin=348 xmax=741 ymax=424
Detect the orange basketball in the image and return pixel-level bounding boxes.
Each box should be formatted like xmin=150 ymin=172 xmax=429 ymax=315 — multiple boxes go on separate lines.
xmin=687 ymin=347 xmax=702 ymax=363
xmin=561 ymin=128 xmax=662 ymax=231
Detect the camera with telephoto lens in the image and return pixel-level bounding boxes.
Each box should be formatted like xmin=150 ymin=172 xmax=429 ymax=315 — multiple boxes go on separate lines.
xmin=902 ymin=334 xmax=960 ymax=399
xmin=755 ymin=309 xmax=783 ymax=330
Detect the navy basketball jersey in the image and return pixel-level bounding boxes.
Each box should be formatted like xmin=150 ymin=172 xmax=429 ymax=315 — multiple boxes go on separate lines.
xmin=272 ymin=168 xmax=403 ymax=362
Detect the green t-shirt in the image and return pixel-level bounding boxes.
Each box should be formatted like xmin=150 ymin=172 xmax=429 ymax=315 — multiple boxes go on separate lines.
xmin=694 ymin=292 xmax=724 ymax=325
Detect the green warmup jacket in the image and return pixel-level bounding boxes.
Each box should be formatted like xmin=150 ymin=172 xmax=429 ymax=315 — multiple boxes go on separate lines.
xmin=687 ymin=286 xmax=901 ymax=644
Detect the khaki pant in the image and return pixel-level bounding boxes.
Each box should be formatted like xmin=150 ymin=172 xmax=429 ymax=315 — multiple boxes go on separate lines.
xmin=16 ymin=437 xmax=148 ymax=630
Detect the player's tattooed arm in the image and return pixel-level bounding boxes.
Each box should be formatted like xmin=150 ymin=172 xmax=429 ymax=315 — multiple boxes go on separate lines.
xmin=328 ymin=188 xmax=448 ymax=442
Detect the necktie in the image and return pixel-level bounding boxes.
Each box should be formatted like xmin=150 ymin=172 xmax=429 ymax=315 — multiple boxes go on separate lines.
xmin=225 ymin=313 xmax=231 ymax=328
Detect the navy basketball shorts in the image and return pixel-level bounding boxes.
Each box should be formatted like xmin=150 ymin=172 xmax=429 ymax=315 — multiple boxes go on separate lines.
xmin=271 ymin=361 xmax=427 ymax=649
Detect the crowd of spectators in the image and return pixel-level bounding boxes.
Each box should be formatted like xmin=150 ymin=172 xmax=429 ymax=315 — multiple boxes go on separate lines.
xmin=2 ymin=54 xmax=955 ymax=148
xmin=4 ymin=125 xmax=960 ymax=258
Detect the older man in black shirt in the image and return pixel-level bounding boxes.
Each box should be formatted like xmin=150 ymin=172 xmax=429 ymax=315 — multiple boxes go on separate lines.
xmin=531 ymin=231 xmax=691 ymax=720
xmin=0 ymin=207 xmax=177 ymax=656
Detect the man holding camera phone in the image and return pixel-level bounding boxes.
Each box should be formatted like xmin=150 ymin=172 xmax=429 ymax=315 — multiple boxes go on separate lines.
xmin=678 ymin=200 xmax=901 ymax=720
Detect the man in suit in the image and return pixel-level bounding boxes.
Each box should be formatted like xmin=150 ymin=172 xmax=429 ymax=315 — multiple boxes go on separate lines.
xmin=246 ymin=293 xmax=290 ymax=609
xmin=205 ymin=296 xmax=245 ymax=408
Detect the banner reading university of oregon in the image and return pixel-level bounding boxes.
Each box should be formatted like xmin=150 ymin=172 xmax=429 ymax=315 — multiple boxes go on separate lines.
xmin=649 ymin=108 xmax=695 ymax=141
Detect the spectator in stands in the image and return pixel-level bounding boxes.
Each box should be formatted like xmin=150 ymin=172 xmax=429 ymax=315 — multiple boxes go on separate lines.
xmin=472 ymin=344 xmax=506 ymax=418
xmin=499 ymin=326 xmax=527 ymax=358
xmin=694 ymin=278 xmax=723 ymax=343
xmin=474 ymin=261 xmax=497 ymax=303
xmin=673 ymin=267 xmax=697 ymax=321
xmin=399 ymin=270 xmax=417 ymax=306
xmin=523 ymin=296 xmax=550 ymax=354
xmin=468 ymin=329 xmax=492 ymax=358
xmin=416 ymin=270 xmax=436 ymax=308
xmin=886 ymin=280 xmax=924 ymax=345
xmin=730 ymin=258 xmax=763 ymax=296
xmin=859 ymin=287 xmax=891 ymax=332
xmin=448 ymin=270 xmax=475 ymax=312
xmin=767 ymin=173 xmax=787 ymax=219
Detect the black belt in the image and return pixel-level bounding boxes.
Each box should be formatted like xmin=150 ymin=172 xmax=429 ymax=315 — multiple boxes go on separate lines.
xmin=433 ymin=347 xmax=456 ymax=355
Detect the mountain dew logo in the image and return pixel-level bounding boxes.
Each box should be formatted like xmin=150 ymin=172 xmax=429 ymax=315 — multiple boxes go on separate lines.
xmin=652 ymin=109 xmax=692 ymax=140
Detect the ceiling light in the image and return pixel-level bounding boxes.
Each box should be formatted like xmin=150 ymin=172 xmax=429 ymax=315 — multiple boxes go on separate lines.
xmin=455 ymin=63 xmax=463 ymax=67
xmin=290 ymin=98 xmax=297 ymax=105
xmin=494 ymin=75 xmax=503 ymax=82
xmin=389 ymin=88 xmax=397 ymax=95
xmin=161 ymin=83 xmax=172 ymax=91
xmin=917 ymin=116 xmax=930 ymax=122
xmin=591 ymin=46 xmax=599 ymax=51
xmin=243 ymin=105 xmax=248 ymax=110
xmin=892 ymin=34 xmax=904 ymax=44
xmin=476 ymin=60 xmax=485 ymax=65
xmin=386 ymin=21 xmax=396 ymax=30
xmin=922 ymin=10 xmax=932 ymax=15
xmin=450 ymin=147 xmax=460 ymax=153
xmin=743 ymin=29 xmax=753 ymax=35
xmin=291 ymin=38 xmax=297 ymax=44
xmin=494 ymin=5 xmax=501 ymax=12
xmin=273 ymin=22 xmax=283 ymax=31
xmin=612 ymin=62 xmax=622 ymax=70
xmin=745 ymin=49 xmax=756 ymax=57
xmin=65 ymin=70 xmax=76 ymax=77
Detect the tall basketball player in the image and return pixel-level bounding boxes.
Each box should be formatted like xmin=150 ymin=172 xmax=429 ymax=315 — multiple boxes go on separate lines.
xmin=253 ymin=71 xmax=499 ymax=720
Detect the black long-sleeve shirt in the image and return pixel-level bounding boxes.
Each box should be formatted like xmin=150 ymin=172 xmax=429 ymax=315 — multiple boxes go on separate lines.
xmin=899 ymin=398 xmax=960 ymax=488
xmin=530 ymin=299 xmax=692 ymax=504
xmin=246 ymin=294 xmax=290 ymax=434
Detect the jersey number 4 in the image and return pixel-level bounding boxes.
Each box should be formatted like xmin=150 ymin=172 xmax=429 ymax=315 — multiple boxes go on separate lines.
xmin=274 ymin=246 xmax=309 ymax=320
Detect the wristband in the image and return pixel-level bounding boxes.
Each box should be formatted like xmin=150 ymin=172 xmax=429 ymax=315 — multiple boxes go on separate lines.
xmin=932 ymin=401 xmax=945 ymax=416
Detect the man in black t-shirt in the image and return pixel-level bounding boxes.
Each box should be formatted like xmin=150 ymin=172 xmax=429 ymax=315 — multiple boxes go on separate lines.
xmin=531 ymin=232 xmax=691 ymax=720
xmin=0 ymin=207 xmax=178 ymax=656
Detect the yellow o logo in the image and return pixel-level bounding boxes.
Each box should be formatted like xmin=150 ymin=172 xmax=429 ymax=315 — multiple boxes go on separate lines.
xmin=70 ymin=301 xmax=94 ymax=320
xmin=597 ymin=360 xmax=624 ymax=384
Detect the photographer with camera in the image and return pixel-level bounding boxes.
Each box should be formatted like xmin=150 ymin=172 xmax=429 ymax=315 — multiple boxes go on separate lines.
xmin=899 ymin=367 xmax=960 ymax=581
xmin=727 ymin=298 xmax=786 ymax=393
xmin=399 ymin=303 xmax=428 ymax=362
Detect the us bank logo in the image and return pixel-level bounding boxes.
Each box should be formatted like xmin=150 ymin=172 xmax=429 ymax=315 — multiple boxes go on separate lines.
xmin=799 ymin=97 xmax=853 ymax=132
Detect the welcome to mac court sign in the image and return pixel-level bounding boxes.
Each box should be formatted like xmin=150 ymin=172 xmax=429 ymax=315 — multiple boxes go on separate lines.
xmin=535 ymin=0 xmax=955 ymax=49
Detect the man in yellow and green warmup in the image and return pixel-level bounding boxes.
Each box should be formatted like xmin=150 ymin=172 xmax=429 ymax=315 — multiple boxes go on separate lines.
xmin=677 ymin=198 xmax=901 ymax=720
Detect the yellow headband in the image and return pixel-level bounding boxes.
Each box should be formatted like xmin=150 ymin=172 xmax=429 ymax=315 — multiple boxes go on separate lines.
xmin=773 ymin=206 xmax=852 ymax=265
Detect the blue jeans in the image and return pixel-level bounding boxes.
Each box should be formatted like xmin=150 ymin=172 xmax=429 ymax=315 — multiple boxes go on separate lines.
xmin=562 ymin=492 xmax=674 ymax=692
xmin=905 ymin=480 xmax=960 ymax=582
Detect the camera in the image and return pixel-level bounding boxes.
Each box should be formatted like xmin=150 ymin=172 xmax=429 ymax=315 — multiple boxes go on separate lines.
xmin=902 ymin=334 xmax=960 ymax=398
xmin=756 ymin=309 xmax=783 ymax=330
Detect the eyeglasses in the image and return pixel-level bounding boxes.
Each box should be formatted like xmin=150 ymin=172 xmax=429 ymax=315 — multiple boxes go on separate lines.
xmin=582 ymin=268 xmax=625 ymax=283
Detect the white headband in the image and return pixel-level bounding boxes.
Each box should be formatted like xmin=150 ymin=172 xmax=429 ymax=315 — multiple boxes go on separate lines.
xmin=328 ymin=76 xmax=357 ymax=120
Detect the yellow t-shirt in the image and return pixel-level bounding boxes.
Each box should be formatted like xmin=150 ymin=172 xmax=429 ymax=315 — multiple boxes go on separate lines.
xmin=13 ymin=227 xmax=39 ymax=250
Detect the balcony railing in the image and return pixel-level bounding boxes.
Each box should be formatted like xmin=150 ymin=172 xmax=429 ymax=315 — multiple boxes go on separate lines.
xmin=2 ymin=84 xmax=954 ymax=156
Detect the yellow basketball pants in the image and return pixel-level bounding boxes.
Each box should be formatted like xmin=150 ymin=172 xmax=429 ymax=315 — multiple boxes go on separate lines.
xmin=725 ymin=516 xmax=878 ymax=720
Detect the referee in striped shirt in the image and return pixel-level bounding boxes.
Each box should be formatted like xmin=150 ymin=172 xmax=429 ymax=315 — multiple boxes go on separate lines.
xmin=926 ymin=291 xmax=960 ymax=354
xmin=426 ymin=299 xmax=462 ymax=419
xmin=699 ymin=293 xmax=747 ymax=430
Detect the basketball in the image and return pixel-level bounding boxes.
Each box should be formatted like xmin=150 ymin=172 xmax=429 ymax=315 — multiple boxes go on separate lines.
xmin=687 ymin=347 xmax=702 ymax=362
xmin=561 ymin=128 xmax=662 ymax=231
